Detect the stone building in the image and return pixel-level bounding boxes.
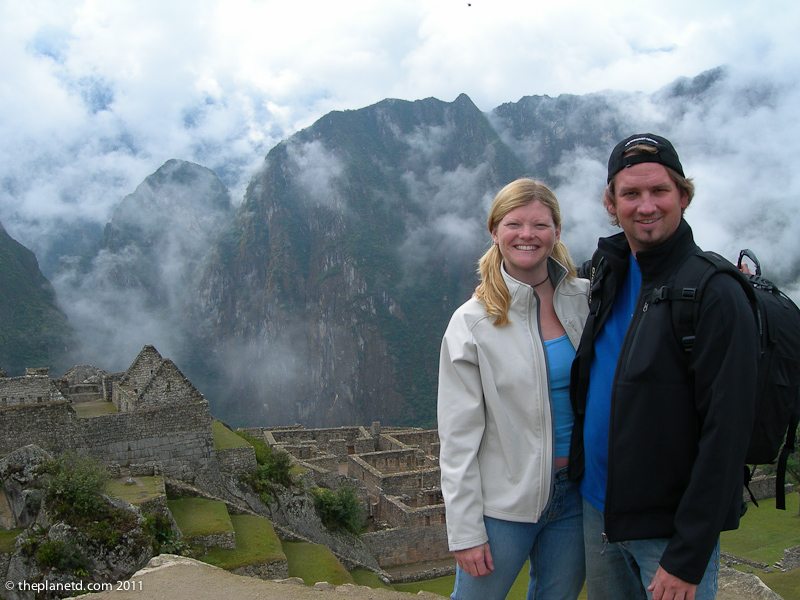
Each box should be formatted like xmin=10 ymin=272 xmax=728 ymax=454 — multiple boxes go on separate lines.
xmin=0 ymin=367 xmax=65 ymax=407
xmin=0 ymin=346 xmax=215 ymax=479
xmin=1 ymin=350 xmax=448 ymax=576
xmin=245 ymin=423 xmax=450 ymax=574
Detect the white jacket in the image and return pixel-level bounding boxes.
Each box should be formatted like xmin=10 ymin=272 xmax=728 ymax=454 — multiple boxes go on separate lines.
xmin=437 ymin=259 xmax=589 ymax=551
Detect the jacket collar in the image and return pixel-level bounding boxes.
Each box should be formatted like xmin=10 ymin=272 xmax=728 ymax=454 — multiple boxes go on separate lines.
xmin=500 ymin=256 xmax=569 ymax=296
xmin=598 ymin=219 xmax=698 ymax=283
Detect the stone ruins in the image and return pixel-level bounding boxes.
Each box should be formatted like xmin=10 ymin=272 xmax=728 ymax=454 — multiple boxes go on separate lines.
xmin=1 ymin=345 xmax=794 ymax=596
xmin=0 ymin=345 xmax=448 ymax=578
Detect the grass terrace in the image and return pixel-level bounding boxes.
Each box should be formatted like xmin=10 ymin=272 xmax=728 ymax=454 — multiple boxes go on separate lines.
xmin=72 ymin=400 xmax=118 ymax=417
xmin=284 ymin=541 xmax=354 ymax=586
xmin=200 ymin=514 xmax=285 ymax=570
xmin=167 ymin=497 xmax=234 ymax=539
xmin=212 ymin=420 xmax=251 ymax=451
xmin=105 ymin=476 xmax=165 ymax=505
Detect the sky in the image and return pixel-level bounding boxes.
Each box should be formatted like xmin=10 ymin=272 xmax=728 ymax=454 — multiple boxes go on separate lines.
xmin=1 ymin=1 xmax=796 ymax=218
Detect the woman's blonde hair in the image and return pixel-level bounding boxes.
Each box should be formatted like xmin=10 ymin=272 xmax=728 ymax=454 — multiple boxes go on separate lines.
xmin=475 ymin=178 xmax=576 ymax=326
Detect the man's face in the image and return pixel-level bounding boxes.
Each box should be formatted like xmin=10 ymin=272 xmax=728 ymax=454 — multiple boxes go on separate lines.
xmin=606 ymin=162 xmax=689 ymax=254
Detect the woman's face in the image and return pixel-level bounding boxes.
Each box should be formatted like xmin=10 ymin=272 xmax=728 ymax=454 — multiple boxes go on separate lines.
xmin=491 ymin=200 xmax=559 ymax=285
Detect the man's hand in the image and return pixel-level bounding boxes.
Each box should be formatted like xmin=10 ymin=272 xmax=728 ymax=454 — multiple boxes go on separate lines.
xmin=648 ymin=566 xmax=697 ymax=600
xmin=454 ymin=543 xmax=494 ymax=577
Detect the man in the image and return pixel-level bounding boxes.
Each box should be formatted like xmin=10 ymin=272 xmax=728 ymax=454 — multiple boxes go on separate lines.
xmin=568 ymin=133 xmax=758 ymax=600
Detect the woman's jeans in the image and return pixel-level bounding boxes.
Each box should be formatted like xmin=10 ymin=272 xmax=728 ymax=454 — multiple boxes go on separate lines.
xmin=451 ymin=468 xmax=585 ymax=600
xmin=582 ymin=499 xmax=720 ymax=600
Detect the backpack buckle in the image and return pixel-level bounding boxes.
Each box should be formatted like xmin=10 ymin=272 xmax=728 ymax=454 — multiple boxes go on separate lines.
xmin=680 ymin=335 xmax=696 ymax=351
xmin=651 ymin=286 xmax=669 ymax=303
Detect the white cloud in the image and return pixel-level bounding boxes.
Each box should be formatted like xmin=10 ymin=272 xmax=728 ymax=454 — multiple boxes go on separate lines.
xmin=287 ymin=140 xmax=345 ymax=210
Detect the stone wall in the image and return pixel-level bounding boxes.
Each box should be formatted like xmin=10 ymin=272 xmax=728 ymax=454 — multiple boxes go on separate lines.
xmin=185 ymin=530 xmax=236 ymax=551
xmin=745 ymin=475 xmax=794 ymax=502
xmin=79 ymin=401 xmax=214 ymax=478
xmin=357 ymin=449 xmax=431 ymax=474
xmin=0 ymin=374 xmax=65 ymax=408
xmin=267 ymin=427 xmax=377 ymax=458
xmin=347 ymin=455 xmax=440 ymax=497
xmin=0 ymin=402 xmax=82 ymax=456
xmin=217 ymin=446 xmax=257 ymax=476
xmin=66 ymin=383 xmax=103 ymax=403
xmin=300 ymin=455 xmax=339 ymax=472
xmin=382 ymin=431 xmax=440 ymax=459
xmin=124 ymin=346 xmax=164 ymax=393
xmin=0 ymin=399 xmax=214 ymax=479
xmin=137 ymin=361 xmax=205 ymax=410
xmin=362 ymin=524 xmax=450 ymax=569
xmin=376 ymin=494 xmax=446 ymax=529
xmin=232 ymin=559 xmax=289 ymax=581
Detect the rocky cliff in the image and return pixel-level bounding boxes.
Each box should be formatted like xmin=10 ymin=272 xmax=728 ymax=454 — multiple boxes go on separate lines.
xmin=0 ymin=223 xmax=73 ymax=375
xmin=193 ymin=93 xmax=526 ymax=427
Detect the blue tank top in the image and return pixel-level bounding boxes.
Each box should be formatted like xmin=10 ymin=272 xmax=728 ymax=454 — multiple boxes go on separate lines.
xmin=544 ymin=334 xmax=576 ymax=458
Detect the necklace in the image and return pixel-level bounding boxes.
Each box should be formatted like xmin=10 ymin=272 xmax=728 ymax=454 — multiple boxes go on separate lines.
xmin=532 ymin=274 xmax=549 ymax=287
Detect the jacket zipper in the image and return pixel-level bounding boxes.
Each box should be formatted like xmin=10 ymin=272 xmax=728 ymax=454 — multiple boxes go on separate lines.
xmin=605 ymin=288 xmax=648 ymax=534
xmin=622 ymin=299 xmax=649 ymax=373
xmin=530 ymin=286 xmax=553 ymax=517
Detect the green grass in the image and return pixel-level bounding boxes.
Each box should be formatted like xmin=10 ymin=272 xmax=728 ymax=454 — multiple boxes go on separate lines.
xmin=392 ymin=564 xmax=587 ymax=599
xmin=167 ymin=497 xmax=234 ymax=538
xmin=351 ymin=568 xmax=392 ymax=589
xmin=393 ymin=573 xmax=453 ymax=597
xmin=283 ymin=541 xmax=354 ymax=586
xmin=0 ymin=528 xmax=22 ymax=553
xmin=104 ymin=476 xmax=164 ymax=504
xmin=757 ymin=567 xmax=800 ymax=600
xmin=72 ymin=400 xmax=118 ymax=417
xmin=201 ymin=514 xmax=285 ymax=570
xmin=213 ymin=420 xmax=251 ymax=451
xmin=721 ymin=493 xmax=800 ymax=565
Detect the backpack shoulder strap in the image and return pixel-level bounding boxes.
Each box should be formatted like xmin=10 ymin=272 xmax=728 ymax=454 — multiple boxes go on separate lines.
xmin=775 ymin=397 xmax=800 ymax=509
xmin=649 ymin=251 xmax=726 ymax=352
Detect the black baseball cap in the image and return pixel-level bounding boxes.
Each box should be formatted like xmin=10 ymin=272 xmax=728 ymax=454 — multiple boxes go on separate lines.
xmin=607 ymin=133 xmax=685 ymax=183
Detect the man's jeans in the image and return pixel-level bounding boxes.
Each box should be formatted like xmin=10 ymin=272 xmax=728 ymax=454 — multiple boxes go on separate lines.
xmin=582 ymin=499 xmax=720 ymax=600
xmin=451 ymin=468 xmax=584 ymax=600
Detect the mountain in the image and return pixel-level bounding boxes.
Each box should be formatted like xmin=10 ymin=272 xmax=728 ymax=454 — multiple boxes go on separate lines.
xmin=46 ymin=67 xmax=753 ymax=428
xmin=194 ymin=93 xmax=526 ymax=426
xmin=54 ymin=159 xmax=233 ymax=371
xmin=0 ymin=222 xmax=73 ymax=374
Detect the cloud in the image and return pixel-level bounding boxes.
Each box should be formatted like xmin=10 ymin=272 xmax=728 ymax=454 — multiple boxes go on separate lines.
xmin=287 ymin=140 xmax=346 ymax=210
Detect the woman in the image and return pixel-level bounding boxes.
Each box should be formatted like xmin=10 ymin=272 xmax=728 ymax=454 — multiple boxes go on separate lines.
xmin=438 ymin=178 xmax=589 ymax=599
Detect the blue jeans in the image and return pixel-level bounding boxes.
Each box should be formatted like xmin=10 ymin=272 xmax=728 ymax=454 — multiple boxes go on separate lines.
xmin=452 ymin=468 xmax=585 ymax=600
xmin=582 ymin=499 xmax=720 ymax=600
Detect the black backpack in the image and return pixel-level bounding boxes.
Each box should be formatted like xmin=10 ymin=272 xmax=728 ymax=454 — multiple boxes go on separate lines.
xmin=649 ymin=249 xmax=800 ymax=509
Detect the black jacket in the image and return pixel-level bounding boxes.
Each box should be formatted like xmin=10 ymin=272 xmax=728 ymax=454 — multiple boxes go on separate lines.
xmin=568 ymin=219 xmax=758 ymax=584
